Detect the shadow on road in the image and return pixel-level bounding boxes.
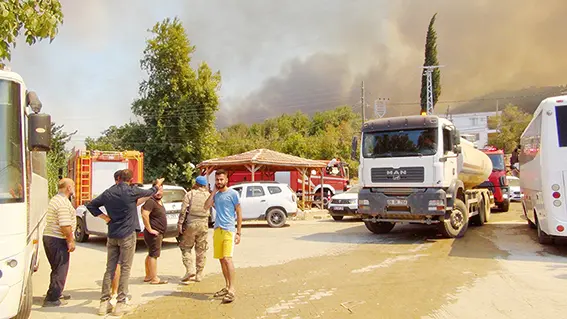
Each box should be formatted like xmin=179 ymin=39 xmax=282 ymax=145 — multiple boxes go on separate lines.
xmin=32 ymin=289 xmax=100 ymax=316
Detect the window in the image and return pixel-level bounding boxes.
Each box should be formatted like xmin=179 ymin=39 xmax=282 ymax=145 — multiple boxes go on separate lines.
xmin=555 ymin=105 xmax=567 ymax=147
xmin=471 ymin=118 xmax=479 ymax=126
xmin=232 ymin=187 xmax=243 ymax=197
xmin=267 ymin=186 xmax=282 ymax=194
xmin=520 ymin=111 xmax=541 ymax=165
xmin=443 ymin=128 xmax=452 ymax=154
xmin=246 ymin=186 xmax=265 ymax=197
xmin=0 ymin=80 xmax=23 ymax=203
xmin=162 ymin=189 xmax=186 ymax=203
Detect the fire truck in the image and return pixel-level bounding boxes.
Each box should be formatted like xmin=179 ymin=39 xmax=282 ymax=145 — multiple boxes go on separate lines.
xmin=67 ymin=150 xmax=144 ymax=208
xmin=220 ymin=160 xmax=350 ymax=208
xmin=480 ymin=146 xmax=510 ymax=212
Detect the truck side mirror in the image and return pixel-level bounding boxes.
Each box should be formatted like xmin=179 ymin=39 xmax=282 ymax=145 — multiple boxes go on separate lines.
xmin=351 ymin=136 xmax=358 ymax=160
xmin=453 ymin=145 xmax=462 ymax=154
xmin=28 ymin=113 xmax=51 ymax=151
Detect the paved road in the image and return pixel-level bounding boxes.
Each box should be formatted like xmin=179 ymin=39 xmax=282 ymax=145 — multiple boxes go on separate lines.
xmin=30 ymin=203 xmax=567 ymax=318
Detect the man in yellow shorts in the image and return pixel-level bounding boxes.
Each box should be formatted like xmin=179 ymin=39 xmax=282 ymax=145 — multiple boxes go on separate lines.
xmin=204 ymin=169 xmax=242 ymax=303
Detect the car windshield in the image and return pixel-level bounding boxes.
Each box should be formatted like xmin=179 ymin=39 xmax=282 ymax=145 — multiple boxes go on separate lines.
xmin=507 ymin=178 xmax=520 ymax=187
xmin=488 ymin=154 xmax=505 ymax=171
xmin=162 ymin=189 xmax=186 ymax=203
xmin=0 ymin=79 xmax=23 ymax=204
xmin=362 ymin=128 xmax=438 ymax=158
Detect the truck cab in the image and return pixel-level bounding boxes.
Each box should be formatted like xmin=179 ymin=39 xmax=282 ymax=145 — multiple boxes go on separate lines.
xmin=480 ymin=146 xmax=510 ymax=212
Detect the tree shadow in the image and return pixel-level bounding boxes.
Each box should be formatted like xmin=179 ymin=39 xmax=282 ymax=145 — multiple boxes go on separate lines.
xmin=31 ymin=288 xmax=101 ymax=316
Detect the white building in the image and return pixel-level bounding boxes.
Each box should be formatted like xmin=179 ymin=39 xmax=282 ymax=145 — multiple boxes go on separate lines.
xmin=439 ymin=111 xmax=500 ymax=148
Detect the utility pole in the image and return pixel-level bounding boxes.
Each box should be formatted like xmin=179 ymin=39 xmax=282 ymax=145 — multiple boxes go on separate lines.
xmin=421 ymin=65 xmax=444 ymax=115
xmin=361 ymin=81 xmax=366 ymax=123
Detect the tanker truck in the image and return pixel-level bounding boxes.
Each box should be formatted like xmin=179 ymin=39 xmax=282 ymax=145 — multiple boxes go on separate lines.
xmin=353 ymin=115 xmax=493 ymax=238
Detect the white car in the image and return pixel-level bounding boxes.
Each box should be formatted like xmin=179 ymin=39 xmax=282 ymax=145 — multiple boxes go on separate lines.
xmin=228 ymin=182 xmax=298 ymax=228
xmin=506 ymin=176 xmax=522 ymax=202
xmin=74 ymin=184 xmax=189 ymax=242
xmin=328 ymin=185 xmax=361 ymax=221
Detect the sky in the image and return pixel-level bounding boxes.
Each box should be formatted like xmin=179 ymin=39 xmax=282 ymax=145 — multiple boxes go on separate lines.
xmin=6 ymin=0 xmax=567 ymax=149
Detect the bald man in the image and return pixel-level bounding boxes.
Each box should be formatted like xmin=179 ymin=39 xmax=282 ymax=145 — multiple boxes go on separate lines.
xmin=42 ymin=178 xmax=77 ymax=307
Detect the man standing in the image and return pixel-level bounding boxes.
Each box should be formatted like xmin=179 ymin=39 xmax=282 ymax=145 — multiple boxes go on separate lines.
xmin=42 ymin=178 xmax=77 ymax=307
xmin=178 ymin=176 xmax=211 ymax=283
xmin=204 ymin=169 xmax=242 ymax=303
xmin=87 ymin=169 xmax=164 ymax=316
xmin=141 ymin=181 xmax=168 ymax=284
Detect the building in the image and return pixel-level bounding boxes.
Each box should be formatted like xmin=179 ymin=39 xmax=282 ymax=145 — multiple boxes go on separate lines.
xmin=439 ymin=111 xmax=500 ymax=148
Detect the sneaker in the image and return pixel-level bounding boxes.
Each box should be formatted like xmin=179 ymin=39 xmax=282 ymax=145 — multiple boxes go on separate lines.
xmin=113 ymin=302 xmax=134 ymax=316
xmin=59 ymin=294 xmax=71 ymax=300
xmin=98 ymin=300 xmax=113 ymax=316
xmin=43 ymin=299 xmax=68 ymax=307
xmin=180 ymin=273 xmax=195 ymax=283
xmin=194 ymin=272 xmax=203 ymax=282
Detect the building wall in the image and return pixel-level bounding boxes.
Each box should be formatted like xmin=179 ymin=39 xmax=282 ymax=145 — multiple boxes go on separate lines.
xmin=439 ymin=111 xmax=500 ymax=148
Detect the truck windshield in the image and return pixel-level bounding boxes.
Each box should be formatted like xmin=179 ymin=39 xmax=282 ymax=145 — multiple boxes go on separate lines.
xmin=0 ymin=79 xmax=24 ymax=203
xmin=487 ymin=154 xmax=505 ymax=171
xmin=362 ymin=128 xmax=438 ymax=158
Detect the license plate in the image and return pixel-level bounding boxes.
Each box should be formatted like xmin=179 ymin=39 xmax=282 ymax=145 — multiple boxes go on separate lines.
xmin=167 ymin=213 xmax=179 ymax=219
xmin=387 ymin=199 xmax=408 ymax=206
xmin=333 ymin=206 xmax=344 ymax=210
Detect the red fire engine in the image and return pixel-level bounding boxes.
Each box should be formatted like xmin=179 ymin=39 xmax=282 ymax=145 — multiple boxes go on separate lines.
xmin=480 ymin=146 xmax=510 ymax=212
xmin=67 ymin=150 xmax=144 ymax=208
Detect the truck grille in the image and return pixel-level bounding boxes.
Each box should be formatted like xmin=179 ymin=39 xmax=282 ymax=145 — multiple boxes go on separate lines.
xmin=371 ymin=167 xmax=424 ymax=183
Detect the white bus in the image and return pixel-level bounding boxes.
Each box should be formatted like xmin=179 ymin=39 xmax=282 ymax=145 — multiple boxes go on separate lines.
xmin=520 ymin=95 xmax=567 ymax=245
xmin=0 ymin=68 xmax=51 ymax=319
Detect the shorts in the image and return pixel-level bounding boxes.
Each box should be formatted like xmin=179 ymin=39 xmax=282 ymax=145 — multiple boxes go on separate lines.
xmin=213 ymin=228 xmax=235 ymax=259
xmin=143 ymin=230 xmax=164 ymax=258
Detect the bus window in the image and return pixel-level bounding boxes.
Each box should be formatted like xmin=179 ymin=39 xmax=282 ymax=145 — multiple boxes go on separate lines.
xmin=555 ymin=105 xmax=567 ymax=147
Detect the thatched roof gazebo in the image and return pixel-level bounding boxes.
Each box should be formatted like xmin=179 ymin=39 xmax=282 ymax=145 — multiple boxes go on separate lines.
xmin=197 ymin=149 xmax=328 ymax=209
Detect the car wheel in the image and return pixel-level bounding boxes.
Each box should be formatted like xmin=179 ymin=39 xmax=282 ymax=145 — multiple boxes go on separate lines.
xmin=267 ymin=208 xmax=287 ymax=228
xmin=75 ymin=217 xmax=89 ymax=242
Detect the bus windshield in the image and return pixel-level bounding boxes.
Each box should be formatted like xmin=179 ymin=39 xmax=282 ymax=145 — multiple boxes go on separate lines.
xmin=0 ymin=79 xmax=24 ymax=203
xmin=362 ymin=128 xmax=438 ymax=158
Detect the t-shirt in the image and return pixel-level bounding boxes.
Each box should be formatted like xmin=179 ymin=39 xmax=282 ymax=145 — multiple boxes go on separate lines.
xmin=142 ymin=198 xmax=167 ymax=234
xmin=213 ymin=189 xmax=240 ymax=232
xmin=44 ymin=193 xmax=77 ymax=239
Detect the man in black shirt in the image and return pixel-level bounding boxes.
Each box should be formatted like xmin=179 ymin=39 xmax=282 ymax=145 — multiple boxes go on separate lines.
xmin=87 ymin=169 xmax=163 ymax=316
xmin=141 ymin=181 xmax=168 ymax=284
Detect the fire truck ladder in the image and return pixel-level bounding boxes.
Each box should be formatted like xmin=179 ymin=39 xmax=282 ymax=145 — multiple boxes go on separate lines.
xmin=79 ymin=153 xmax=92 ymax=205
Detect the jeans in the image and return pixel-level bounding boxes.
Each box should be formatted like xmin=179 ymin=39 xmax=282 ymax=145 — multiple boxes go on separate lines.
xmin=100 ymin=232 xmax=136 ymax=303
xmin=43 ymin=236 xmax=70 ymax=302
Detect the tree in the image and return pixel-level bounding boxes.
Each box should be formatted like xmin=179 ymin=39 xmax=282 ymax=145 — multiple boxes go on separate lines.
xmin=47 ymin=122 xmax=75 ymax=197
xmin=487 ymin=104 xmax=532 ymax=152
xmin=420 ymin=13 xmax=441 ymax=113
xmin=131 ymin=17 xmax=221 ymax=186
xmin=85 ymin=123 xmax=147 ymax=151
xmin=0 ymin=0 xmax=64 ymax=66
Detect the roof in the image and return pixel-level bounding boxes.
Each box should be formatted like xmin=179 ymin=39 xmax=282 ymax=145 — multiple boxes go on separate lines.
xmin=197 ymin=149 xmax=327 ymax=171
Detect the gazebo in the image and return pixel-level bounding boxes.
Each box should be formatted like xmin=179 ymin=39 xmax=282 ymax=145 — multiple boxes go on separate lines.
xmin=197 ymin=149 xmax=328 ymax=209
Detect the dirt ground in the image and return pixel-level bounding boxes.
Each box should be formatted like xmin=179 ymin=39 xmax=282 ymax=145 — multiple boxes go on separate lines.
xmin=122 ymin=204 xmax=567 ymax=319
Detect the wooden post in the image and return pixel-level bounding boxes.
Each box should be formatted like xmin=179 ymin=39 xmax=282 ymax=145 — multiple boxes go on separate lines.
xmin=320 ymin=167 xmax=325 ymax=209
xmin=245 ymin=164 xmax=262 ymax=182
xmin=298 ymin=168 xmax=307 ymax=210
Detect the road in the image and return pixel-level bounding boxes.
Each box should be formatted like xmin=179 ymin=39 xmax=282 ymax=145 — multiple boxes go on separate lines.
xmin=29 ymin=203 xmax=567 ymax=318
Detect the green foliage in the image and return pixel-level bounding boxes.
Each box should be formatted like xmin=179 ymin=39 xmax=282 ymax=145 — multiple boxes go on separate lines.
xmin=420 ymin=13 xmax=441 ymax=113
xmin=47 ymin=122 xmax=75 ymax=197
xmin=216 ymin=105 xmax=361 ymax=177
xmin=0 ymin=0 xmax=64 ymax=66
xmin=487 ymin=104 xmax=532 ymax=153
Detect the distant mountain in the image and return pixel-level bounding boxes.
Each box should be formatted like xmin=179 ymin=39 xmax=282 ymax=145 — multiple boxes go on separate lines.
xmin=449 ymin=85 xmax=567 ymax=115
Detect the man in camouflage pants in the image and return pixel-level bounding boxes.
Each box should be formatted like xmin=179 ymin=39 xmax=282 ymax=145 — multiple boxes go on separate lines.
xmin=178 ymin=176 xmax=211 ymax=283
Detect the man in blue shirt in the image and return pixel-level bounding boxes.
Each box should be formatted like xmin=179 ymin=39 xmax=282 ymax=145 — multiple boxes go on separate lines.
xmin=204 ymin=169 xmax=242 ymax=304
xmin=87 ymin=169 xmax=163 ymax=316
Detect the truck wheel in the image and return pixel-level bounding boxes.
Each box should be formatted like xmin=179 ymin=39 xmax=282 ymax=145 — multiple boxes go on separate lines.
xmin=471 ymin=199 xmax=486 ymax=226
xmin=267 ymin=208 xmax=287 ymax=228
xmin=75 ymin=217 xmax=89 ymax=242
xmin=499 ymin=199 xmax=510 ymax=212
xmin=536 ymin=216 xmax=554 ymax=245
xmin=13 ymin=270 xmax=32 ymax=319
xmin=332 ymin=215 xmax=344 ymax=221
xmin=364 ymin=221 xmax=395 ymax=234
xmin=439 ymin=199 xmax=469 ymax=238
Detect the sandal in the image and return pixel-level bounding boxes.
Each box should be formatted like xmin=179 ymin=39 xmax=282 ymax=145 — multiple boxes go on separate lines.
xmin=222 ymin=292 xmax=235 ymax=304
xmin=213 ymin=288 xmax=229 ymax=297
xmin=150 ymin=279 xmax=168 ymax=285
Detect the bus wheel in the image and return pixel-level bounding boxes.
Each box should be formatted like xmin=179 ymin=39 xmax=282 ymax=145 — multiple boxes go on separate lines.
xmin=536 ymin=216 xmax=554 ymax=245
xmin=13 ymin=270 xmax=32 ymax=319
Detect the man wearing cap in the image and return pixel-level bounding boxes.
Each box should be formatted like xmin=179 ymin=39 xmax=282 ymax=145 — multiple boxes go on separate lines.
xmin=178 ymin=176 xmax=211 ymax=283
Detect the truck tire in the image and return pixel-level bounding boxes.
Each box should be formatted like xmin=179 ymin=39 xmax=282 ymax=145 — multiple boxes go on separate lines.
xmin=499 ymin=199 xmax=510 ymax=212
xmin=13 ymin=271 xmax=32 ymax=319
xmin=471 ymin=194 xmax=488 ymax=226
xmin=364 ymin=221 xmax=395 ymax=234
xmin=75 ymin=217 xmax=89 ymax=242
xmin=439 ymin=199 xmax=469 ymax=238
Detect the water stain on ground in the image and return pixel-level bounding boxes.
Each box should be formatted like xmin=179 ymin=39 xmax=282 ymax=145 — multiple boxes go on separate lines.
xmin=125 ymin=223 xmax=508 ymax=319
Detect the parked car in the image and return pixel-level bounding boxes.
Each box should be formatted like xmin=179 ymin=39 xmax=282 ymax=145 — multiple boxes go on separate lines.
xmin=328 ymin=185 xmax=361 ymax=221
xmin=506 ymin=175 xmax=522 ymax=202
xmin=228 ymin=182 xmax=298 ymax=228
xmin=74 ymin=184 xmax=188 ymax=242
